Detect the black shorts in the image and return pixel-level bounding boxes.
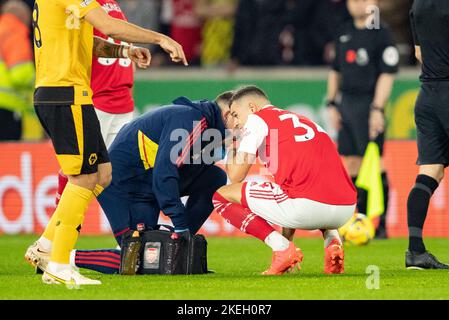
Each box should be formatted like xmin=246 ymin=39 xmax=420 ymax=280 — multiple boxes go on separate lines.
xmin=34 ymin=88 xmax=109 ymax=175
xmin=415 ymin=81 xmax=449 ymax=167
xmin=337 ymin=93 xmax=385 ymax=157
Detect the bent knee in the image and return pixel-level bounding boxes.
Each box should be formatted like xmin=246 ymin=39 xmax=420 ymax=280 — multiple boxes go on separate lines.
xmin=69 ymin=173 xmax=99 ymax=190
xmin=419 ymin=165 xmax=444 ymax=183
xmin=213 ymin=167 xmax=228 ymax=189
xmin=216 ymin=182 xmax=243 ymax=204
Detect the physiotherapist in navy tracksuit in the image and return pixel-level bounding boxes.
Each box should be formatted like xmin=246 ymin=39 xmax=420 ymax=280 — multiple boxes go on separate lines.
xmin=70 ymin=92 xmax=235 ymax=274
xmin=102 ymin=92 xmax=234 ymax=242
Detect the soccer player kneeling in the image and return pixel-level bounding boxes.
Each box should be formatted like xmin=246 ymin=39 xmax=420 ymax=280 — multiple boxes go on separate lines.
xmin=214 ymin=86 xmax=357 ymax=275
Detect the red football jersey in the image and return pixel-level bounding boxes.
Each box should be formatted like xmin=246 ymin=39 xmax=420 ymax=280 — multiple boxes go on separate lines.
xmin=252 ymin=106 xmax=356 ymax=205
xmin=91 ymin=0 xmax=134 ymax=114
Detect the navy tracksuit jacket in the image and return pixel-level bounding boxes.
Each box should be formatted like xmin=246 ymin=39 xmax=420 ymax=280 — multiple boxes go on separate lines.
xmin=97 ymin=97 xmax=228 ymax=244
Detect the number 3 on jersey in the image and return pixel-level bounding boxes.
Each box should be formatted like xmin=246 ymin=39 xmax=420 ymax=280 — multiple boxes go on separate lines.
xmin=279 ymin=114 xmax=326 ymax=142
xmin=98 ymin=37 xmax=131 ymax=67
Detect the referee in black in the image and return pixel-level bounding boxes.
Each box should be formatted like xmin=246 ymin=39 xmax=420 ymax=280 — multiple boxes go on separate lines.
xmin=405 ymin=0 xmax=449 ymax=269
xmin=327 ymin=0 xmax=398 ymax=239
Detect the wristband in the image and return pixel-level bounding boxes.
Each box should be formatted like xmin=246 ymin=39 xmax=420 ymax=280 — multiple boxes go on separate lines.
xmin=122 ymin=46 xmax=130 ymax=59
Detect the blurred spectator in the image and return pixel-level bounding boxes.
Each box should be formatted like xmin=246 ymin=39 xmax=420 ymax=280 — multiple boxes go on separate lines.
xmin=379 ymin=0 xmax=414 ymax=65
xmin=283 ymin=0 xmax=321 ymax=66
xmin=117 ymin=0 xmax=162 ymax=52
xmin=118 ymin=0 xmax=161 ymax=31
xmin=304 ymin=0 xmax=351 ymax=65
xmin=0 ymin=0 xmax=34 ymax=141
xmin=196 ymin=0 xmax=237 ymax=67
xmin=230 ymin=0 xmax=289 ymax=69
xmin=22 ymin=0 xmax=32 ymax=9
xmin=170 ymin=0 xmax=203 ymax=65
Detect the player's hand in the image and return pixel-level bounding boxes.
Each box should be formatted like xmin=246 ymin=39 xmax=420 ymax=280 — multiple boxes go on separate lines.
xmin=369 ymin=109 xmax=385 ymax=140
xmin=129 ymin=46 xmax=152 ymax=69
xmin=328 ymin=105 xmax=342 ymax=131
xmin=158 ymin=36 xmax=188 ymax=66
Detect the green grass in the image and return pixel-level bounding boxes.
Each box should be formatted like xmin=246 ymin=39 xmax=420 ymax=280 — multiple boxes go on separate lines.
xmin=1 ymin=235 xmax=449 ymax=300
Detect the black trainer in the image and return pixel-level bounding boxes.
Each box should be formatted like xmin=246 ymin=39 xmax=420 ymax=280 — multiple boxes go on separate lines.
xmin=374 ymin=227 xmax=388 ymax=240
xmin=406 ymin=250 xmax=449 ymax=269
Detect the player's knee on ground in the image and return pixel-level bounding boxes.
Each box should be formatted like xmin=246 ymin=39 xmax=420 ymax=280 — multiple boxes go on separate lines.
xmin=97 ymin=162 xmax=112 ymax=189
xmin=68 ymin=172 xmax=100 ymax=191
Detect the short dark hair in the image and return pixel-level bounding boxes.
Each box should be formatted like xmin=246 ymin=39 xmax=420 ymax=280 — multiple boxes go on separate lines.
xmin=215 ymin=90 xmax=234 ymax=107
xmin=230 ymin=85 xmax=268 ymax=105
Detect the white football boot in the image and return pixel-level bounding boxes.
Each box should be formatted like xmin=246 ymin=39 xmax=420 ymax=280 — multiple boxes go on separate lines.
xmin=24 ymin=241 xmax=50 ymax=273
xmin=42 ymin=268 xmax=101 ymax=286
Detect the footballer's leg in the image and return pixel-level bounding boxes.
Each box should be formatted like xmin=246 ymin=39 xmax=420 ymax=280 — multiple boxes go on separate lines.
xmin=31 ymin=103 xmax=108 ymax=285
xmin=68 ymin=174 xmax=148 ymax=275
xmin=70 ymin=249 xmax=121 ymax=274
xmin=214 ymin=181 xmax=303 ymax=275
xmin=322 ymin=229 xmax=345 ymax=274
xmin=405 ymin=92 xmax=449 ymax=269
xmin=294 ymin=199 xmax=353 ymax=274
xmin=27 ymin=123 xmax=111 ymax=277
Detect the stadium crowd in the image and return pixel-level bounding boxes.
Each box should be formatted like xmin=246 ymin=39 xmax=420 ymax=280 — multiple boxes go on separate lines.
xmin=112 ymin=0 xmax=416 ymax=68
xmin=4 ymin=0 xmax=415 ymax=68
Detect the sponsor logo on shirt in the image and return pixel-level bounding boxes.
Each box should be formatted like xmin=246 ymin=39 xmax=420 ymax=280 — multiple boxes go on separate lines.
xmin=356 ymin=48 xmax=369 ymax=66
xmin=345 ymin=48 xmax=369 ymax=66
xmin=102 ymin=2 xmax=122 ymax=13
xmin=80 ymin=0 xmax=93 ymax=8
xmin=340 ymin=34 xmax=351 ymax=43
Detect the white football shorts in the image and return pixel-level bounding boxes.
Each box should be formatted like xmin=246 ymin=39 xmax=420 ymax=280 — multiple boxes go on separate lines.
xmin=95 ymin=109 xmax=134 ymax=148
xmin=242 ymin=180 xmax=356 ymax=230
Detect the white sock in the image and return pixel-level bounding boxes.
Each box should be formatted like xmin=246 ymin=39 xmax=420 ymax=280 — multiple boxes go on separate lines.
xmin=38 ymin=236 xmax=52 ymax=252
xmin=323 ymin=229 xmax=341 ymax=248
xmin=264 ymin=231 xmax=290 ymax=251
xmin=69 ymin=250 xmax=77 ymax=268
xmin=48 ymin=261 xmax=72 ymax=274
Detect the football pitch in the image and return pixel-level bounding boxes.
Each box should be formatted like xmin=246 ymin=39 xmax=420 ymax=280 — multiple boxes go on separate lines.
xmin=1 ymin=235 xmax=449 ymax=300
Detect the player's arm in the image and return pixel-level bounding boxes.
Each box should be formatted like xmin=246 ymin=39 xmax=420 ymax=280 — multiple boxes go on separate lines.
xmin=151 ymin=113 xmax=205 ymax=232
xmin=370 ymin=29 xmax=399 ymax=139
xmin=225 ymin=148 xmax=256 ymax=183
xmin=410 ymin=10 xmax=422 ymax=64
xmin=372 ymin=73 xmax=395 ymax=112
xmin=327 ymin=36 xmax=342 ymax=131
xmin=326 ymin=70 xmax=342 ymax=131
xmin=225 ymin=114 xmax=268 ymax=183
xmin=85 ymin=7 xmax=187 ymax=65
xmin=327 ymin=70 xmax=340 ymax=105
xmin=415 ymin=46 xmax=422 ymax=64
xmin=93 ymin=36 xmax=151 ymax=68
xmin=369 ymin=73 xmax=395 ymax=140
